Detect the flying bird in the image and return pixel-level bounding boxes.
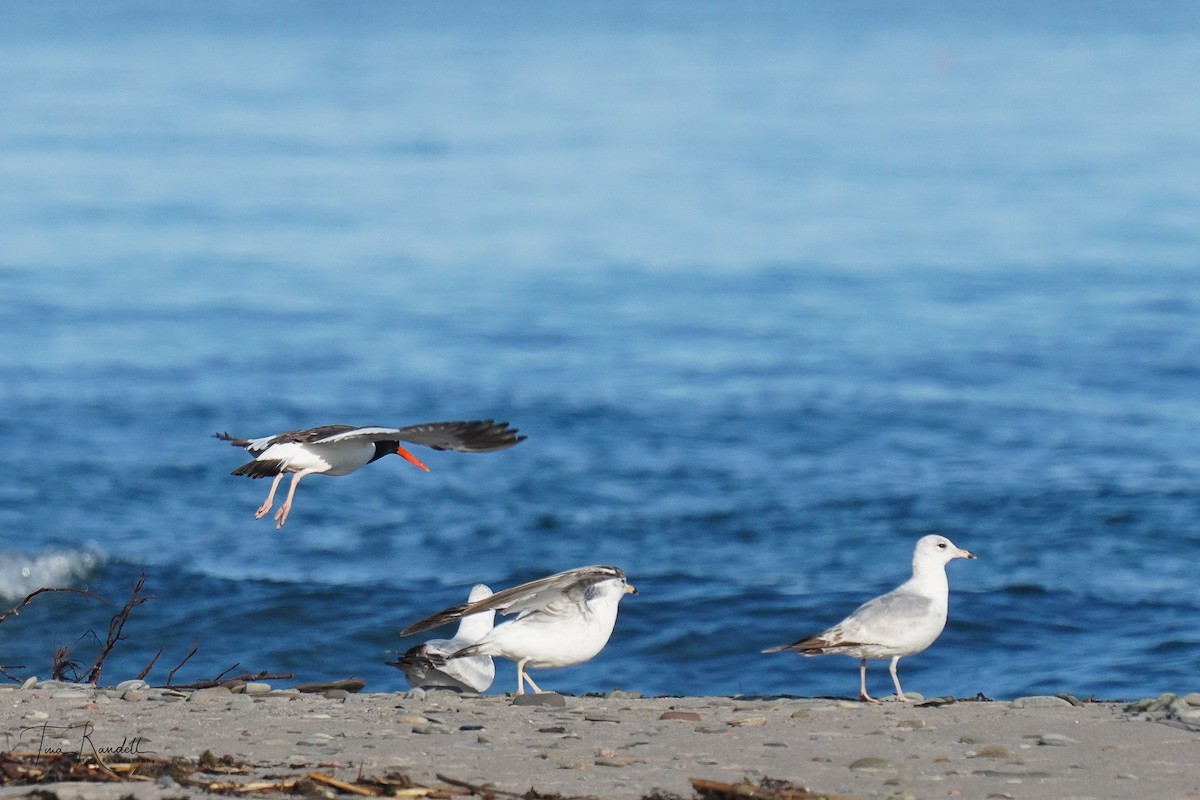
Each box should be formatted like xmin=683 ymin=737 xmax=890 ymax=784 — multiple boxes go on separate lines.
xmin=387 ymin=584 xmax=496 ymax=693
xmin=400 ymin=565 xmax=635 ymax=695
xmin=214 ymin=419 xmax=524 ymax=528
xmin=763 ymin=534 xmax=975 ymax=703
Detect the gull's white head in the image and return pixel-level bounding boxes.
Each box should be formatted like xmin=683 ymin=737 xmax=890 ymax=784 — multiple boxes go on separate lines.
xmin=582 ymin=568 xmax=638 ymax=612
xmin=914 ymin=534 xmax=976 ymax=567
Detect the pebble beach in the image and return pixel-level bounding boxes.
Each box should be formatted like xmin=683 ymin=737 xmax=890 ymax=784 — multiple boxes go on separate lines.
xmin=2 ymin=680 xmax=1198 ymax=800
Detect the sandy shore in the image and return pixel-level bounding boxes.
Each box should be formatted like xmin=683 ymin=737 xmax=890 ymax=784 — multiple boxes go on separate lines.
xmin=1 ymin=681 xmax=1198 ymax=800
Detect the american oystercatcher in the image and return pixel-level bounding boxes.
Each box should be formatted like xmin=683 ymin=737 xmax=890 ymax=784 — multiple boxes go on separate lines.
xmin=400 ymin=565 xmax=636 ymax=695
xmin=762 ymin=534 xmax=975 ymax=702
xmin=214 ymin=420 xmax=524 ymax=528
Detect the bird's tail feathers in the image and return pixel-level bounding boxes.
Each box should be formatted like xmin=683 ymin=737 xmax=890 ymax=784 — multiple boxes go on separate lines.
xmin=763 ymin=633 xmax=838 ymax=655
xmin=448 ymin=643 xmax=481 ymax=660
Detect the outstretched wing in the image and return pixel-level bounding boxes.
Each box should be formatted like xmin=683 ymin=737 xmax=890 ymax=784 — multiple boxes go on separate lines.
xmin=400 ymin=565 xmax=625 ymax=636
xmin=214 ymin=426 xmax=357 ymax=454
xmin=315 ymin=420 xmax=525 ymax=452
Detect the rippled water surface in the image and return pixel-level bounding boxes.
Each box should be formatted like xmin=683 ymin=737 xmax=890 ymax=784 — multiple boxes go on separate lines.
xmin=1 ymin=1 xmax=1198 ymax=699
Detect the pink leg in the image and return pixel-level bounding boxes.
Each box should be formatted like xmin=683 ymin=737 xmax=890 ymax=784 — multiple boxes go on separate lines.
xmin=255 ymin=473 xmax=285 ymax=519
xmin=274 ymin=470 xmax=314 ymax=529
xmin=858 ymin=659 xmax=879 ymax=703
xmin=889 ymin=656 xmax=907 ymax=702
xmin=515 ymin=658 xmax=529 ymax=695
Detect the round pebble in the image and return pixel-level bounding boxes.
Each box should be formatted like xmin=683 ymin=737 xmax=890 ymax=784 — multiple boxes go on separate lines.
xmin=1037 ymin=732 xmax=1077 ymax=746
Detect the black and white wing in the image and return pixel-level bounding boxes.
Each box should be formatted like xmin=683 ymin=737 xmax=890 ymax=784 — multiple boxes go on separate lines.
xmin=314 ymin=420 xmax=525 ymax=452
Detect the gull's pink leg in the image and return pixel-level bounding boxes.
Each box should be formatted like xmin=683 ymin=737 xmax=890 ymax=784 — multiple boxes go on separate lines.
xmin=889 ymin=656 xmax=908 ymax=702
xmin=523 ymin=670 xmax=544 ymax=694
xmin=515 ymin=658 xmax=529 ymax=695
xmin=274 ymin=469 xmax=315 ymax=529
xmin=255 ymin=473 xmax=285 ymax=519
xmin=858 ymin=658 xmax=879 ymax=703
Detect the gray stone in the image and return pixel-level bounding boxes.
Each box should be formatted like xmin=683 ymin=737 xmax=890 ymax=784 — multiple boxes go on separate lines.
xmin=297 ymin=733 xmax=334 ymax=746
xmin=121 ymin=690 xmax=145 ymax=702
xmin=229 ymin=695 xmax=255 ymax=711
xmin=187 ymin=686 xmax=232 ymax=704
xmin=1038 ymin=733 xmax=1077 ymax=746
xmin=1011 ymin=695 xmax=1073 ymax=708
xmin=849 ymin=757 xmax=900 ymax=771
xmin=20 ymin=677 xmax=38 ymax=689
xmin=1181 ymin=693 xmax=1200 ymax=707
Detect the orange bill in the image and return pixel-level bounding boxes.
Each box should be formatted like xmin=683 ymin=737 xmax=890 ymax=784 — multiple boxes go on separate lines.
xmin=396 ymin=445 xmax=430 ymax=472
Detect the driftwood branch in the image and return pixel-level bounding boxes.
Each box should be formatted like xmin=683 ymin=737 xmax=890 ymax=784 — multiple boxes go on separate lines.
xmin=167 ymin=640 xmax=200 ymax=685
xmin=160 ymin=670 xmax=294 ymax=691
xmin=135 ymin=648 xmax=164 ymax=680
xmin=52 ymin=645 xmax=83 ymax=682
xmin=82 ymin=571 xmax=152 ymax=684
xmin=0 ymin=586 xmax=105 ymax=626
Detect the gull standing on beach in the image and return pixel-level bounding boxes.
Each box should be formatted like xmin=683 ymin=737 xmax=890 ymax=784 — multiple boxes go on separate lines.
xmin=214 ymin=420 xmax=524 ymax=528
xmin=387 ymin=584 xmax=497 ymax=693
xmin=400 ymin=565 xmax=636 ymax=695
xmin=764 ymin=534 xmax=975 ymax=702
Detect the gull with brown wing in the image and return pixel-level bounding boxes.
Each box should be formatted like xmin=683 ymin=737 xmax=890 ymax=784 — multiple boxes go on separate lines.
xmin=401 ymin=565 xmax=636 ymax=695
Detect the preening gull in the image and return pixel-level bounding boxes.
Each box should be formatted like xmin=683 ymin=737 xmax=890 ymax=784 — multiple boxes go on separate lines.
xmin=214 ymin=420 xmax=524 ymax=528
xmin=764 ymin=534 xmax=975 ymax=702
xmin=400 ymin=565 xmax=636 ymax=695
xmin=387 ymin=584 xmax=496 ymax=693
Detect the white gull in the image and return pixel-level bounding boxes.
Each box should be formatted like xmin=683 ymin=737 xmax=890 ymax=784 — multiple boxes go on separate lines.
xmin=764 ymin=534 xmax=975 ymax=702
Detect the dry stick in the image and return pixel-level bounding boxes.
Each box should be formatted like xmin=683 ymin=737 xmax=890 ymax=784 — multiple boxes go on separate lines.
xmin=0 ymin=586 xmax=105 ymax=626
xmin=161 ymin=670 xmax=293 ymax=691
xmin=436 ymin=774 xmax=519 ymax=798
xmin=167 ymin=641 xmax=199 ymax=686
xmin=213 ymin=662 xmax=240 ymax=682
xmin=306 ymin=772 xmax=378 ymax=797
xmin=83 ymin=571 xmax=151 ymax=685
xmin=135 ymin=648 xmax=163 ymax=680
xmin=52 ymin=645 xmax=82 ymax=682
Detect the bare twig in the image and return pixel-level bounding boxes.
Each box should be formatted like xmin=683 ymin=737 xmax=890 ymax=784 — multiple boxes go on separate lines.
xmin=213 ymin=662 xmax=240 ymax=682
xmin=160 ymin=670 xmax=293 ymax=691
xmin=167 ymin=640 xmax=199 ymax=686
xmin=0 ymin=665 xmax=26 ymax=682
xmin=82 ymin=571 xmax=152 ymax=684
xmin=136 ymin=648 xmax=163 ymax=680
xmin=0 ymin=586 xmax=104 ymax=626
xmin=437 ymin=774 xmax=520 ymax=798
xmin=52 ymin=645 xmax=83 ymax=682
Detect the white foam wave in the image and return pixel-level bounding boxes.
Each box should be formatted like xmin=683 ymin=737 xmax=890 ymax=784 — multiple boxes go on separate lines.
xmin=0 ymin=548 xmax=103 ymax=603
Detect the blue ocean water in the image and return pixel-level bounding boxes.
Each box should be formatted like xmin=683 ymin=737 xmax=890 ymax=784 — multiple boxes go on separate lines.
xmin=1 ymin=1 xmax=1198 ymax=700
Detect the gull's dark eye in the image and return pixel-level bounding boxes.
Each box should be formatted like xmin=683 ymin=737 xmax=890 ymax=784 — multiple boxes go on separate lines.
xmin=937 ymin=541 xmax=947 ymax=548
